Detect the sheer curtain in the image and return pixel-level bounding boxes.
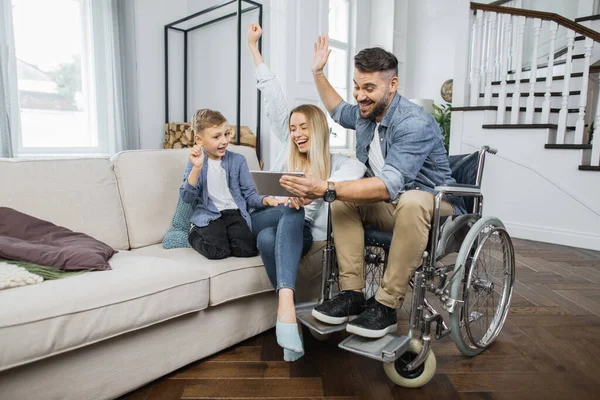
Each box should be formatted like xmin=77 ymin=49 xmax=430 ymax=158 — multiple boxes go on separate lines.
xmin=90 ymin=0 xmax=140 ymax=154
xmin=0 ymin=0 xmax=20 ymax=158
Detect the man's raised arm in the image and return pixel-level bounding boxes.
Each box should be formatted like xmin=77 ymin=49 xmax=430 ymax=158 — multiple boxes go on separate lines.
xmin=311 ymin=34 xmax=343 ymax=113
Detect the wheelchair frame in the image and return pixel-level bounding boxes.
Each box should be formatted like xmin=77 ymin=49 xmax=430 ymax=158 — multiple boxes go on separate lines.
xmin=296 ymin=145 xmax=516 ymax=388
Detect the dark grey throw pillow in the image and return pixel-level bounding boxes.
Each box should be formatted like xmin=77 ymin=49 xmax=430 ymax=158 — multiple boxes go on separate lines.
xmin=0 ymin=207 xmax=115 ymax=271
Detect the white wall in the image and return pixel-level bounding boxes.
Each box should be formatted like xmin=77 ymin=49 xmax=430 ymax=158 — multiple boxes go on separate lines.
xmin=133 ymin=0 xmax=186 ymax=150
xmin=403 ymin=0 xmax=462 ymax=106
xmin=132 ymin=0 xmax=269 ymax=153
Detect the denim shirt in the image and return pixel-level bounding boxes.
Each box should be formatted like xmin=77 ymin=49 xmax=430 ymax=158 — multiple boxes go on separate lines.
xmin=330 ymin=93 xmax=465 ymax=213
xmin=179 ymin=150 xmax=266 ymax=229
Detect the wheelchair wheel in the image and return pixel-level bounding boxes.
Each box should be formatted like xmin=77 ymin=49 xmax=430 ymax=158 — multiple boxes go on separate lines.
xmin=383 ymin=339 xmax=436 ymax=388
xmin=449 ymin=217 xmax=515 ymax=356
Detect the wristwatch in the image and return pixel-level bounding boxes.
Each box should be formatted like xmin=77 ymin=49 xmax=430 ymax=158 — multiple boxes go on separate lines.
xmin=323 ymin=181 xmax=337 ymax=203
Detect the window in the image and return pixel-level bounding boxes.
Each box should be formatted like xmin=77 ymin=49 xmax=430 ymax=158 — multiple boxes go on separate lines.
xmin=327 ymin=0 xmax=354 ymax=150
xmin=12 ymin=0 xmax=101 ymax=154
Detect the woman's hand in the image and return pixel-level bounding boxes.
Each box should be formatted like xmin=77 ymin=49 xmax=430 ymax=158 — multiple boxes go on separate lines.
xmin=263 ymin=196 xmax=285 ymax=207
xmin=248 ymin=23 xmax=263 ymax=47
xmin=189 ymin=145 xmax=204 ymax=168
xmin=311 ymin=34 xmax=332 ymax=74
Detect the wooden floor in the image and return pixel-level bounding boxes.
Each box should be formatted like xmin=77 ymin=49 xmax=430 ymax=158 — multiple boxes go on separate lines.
xmin=119 ymin=238 xmax=600 ymax=400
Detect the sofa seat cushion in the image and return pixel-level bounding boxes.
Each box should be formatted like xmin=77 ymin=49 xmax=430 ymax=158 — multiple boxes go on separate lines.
xmin=0 ymin=252 xmax=209 ymax=372
xmin=132 ymin=245 xmax=273 ymax=306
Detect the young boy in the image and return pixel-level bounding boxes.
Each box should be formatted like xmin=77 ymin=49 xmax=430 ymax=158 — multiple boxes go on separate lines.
xmin=180 ymin=109 xmax=281 ymax=260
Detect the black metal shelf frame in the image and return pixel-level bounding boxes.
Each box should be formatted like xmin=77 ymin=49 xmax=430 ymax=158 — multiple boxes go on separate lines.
xmin=165 ymin=0 xmax=263 ymax=162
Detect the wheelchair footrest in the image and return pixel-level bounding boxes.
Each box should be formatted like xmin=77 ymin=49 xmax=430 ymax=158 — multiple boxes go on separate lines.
xmin=295 ymin=301 xmax=348 ymax=335
xmin=338 ymin=334 xmax=411 ymax=363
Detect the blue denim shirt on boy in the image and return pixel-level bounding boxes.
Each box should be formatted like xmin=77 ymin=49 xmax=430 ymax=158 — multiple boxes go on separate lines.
xmin=330 ymin=93 xmax=465 ymax=213
xmin=180 ymin=150 xmax=266 ymax=229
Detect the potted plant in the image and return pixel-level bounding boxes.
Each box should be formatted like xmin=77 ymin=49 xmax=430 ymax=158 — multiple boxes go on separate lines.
xmin=432 ymin=103 xmax=451 ymax=153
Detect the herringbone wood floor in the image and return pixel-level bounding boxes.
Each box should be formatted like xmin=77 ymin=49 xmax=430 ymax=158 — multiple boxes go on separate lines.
xmin=118 ymin=238 xmax=600 ymax=400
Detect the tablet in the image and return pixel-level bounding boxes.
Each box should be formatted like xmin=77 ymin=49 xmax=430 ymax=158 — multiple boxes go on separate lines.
xmin=250 ymin=171 xmax=305 ymax=197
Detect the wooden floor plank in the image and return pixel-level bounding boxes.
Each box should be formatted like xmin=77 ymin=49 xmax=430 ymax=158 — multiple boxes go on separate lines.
xmin=182 ymin=378 xmax=324 ymax=399
xmin=170 ymin=361 xmax=290 ymax=379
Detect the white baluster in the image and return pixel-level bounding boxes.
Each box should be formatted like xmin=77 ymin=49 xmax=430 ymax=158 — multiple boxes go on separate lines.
xmin=525 ymin=18 xmax=542 ymax=124
xmin=484 ymin=12 xmax=497 ymax=106
xmin=593 ymin=78 xmax=600 ymax=166
xmin=541 ymin=21 xmax=558 ymax=123
xmin=557 ymin=30 xmax=575 ymax=144
xmin=470 ymin=10 xmax=484 ymax=106
xmin=497 ymin=13 xmax=511 ymax=124
xmin=495 ymin=13 xmax=503 ymax=82
xmin=480 ymin=13 xmax=490 ymax=96
xmin=575 ymin=38 xmax=594 ymax=145
xmin=510 ymin=16 xmax=526 ymax=124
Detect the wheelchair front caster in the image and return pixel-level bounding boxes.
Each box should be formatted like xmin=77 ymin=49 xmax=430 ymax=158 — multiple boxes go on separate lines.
xmin=383 ymin=339 xmax=436 ymax=388
xmin=309 ymin=329 xmax=332 ymax=341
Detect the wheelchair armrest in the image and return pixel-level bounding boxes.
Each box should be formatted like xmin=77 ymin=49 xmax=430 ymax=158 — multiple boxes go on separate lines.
xmin=434 ymin=184 xmax=482 ymax=197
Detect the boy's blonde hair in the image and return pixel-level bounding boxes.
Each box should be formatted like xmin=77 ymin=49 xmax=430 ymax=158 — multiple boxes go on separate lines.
xmin=192 ymin=109 xmax=227 ymax=135
xmin=286 ymin=105 xmax=331 ymax=181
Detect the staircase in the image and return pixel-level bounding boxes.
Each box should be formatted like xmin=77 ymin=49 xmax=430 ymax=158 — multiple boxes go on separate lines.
xmin=451 ymin=2 xmax=600 ymax=251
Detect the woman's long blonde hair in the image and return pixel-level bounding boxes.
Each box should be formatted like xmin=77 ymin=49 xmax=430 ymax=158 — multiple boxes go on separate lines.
xmin=286 ymin=105 xmax=331 ymax=180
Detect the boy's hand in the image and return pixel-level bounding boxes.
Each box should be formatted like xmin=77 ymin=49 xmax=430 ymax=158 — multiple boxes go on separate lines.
xmin=263 ymin=196 xmax=285 ymax=207
xmin=248 ymin=23 xmax=262 ymax=46
xmin=311 ymin=34 xmax=332 ymax=74
xmin=189 ymin=145 xmax=205 ymax=168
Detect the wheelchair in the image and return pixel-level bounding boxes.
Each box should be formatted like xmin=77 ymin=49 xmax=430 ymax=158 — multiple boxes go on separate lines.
xmin=295 ymin=146 xmax=515 ymax=388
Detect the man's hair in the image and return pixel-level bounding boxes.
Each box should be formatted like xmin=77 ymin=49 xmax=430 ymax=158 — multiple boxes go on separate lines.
xmin=191 ymin=109 xmax=227 ymax=135
xmin=354 ymin=47 xmax=398 ymax=77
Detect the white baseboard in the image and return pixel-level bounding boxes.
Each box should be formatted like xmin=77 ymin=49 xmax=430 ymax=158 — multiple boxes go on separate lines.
xmin=503 ymin=221 xmax=600 ymax=251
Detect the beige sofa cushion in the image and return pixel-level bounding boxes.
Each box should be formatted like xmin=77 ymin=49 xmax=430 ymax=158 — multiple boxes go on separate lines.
xmin=0 ymin=252 xmax=209 ymax=372
xmin=0 ymin=158 xmax=129 ymax=250
xmin=132 ymin=245 xmax=272 ymax=306
xmin=111 ymin=145 xmax=260 ymax=249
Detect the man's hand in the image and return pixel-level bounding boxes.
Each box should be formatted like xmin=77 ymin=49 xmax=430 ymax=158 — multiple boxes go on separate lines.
xmin=262 ymin=196 xmax=285 ymax=207
xmin=189 ymin=145 xmax=205 ymax=168
xmin=311 ymin=34 xmax=332 ymax=74
xmin=280 ymin=174 xmax=327 ymax=200
xmin=248 ymin=23 xmax=262 ymax=46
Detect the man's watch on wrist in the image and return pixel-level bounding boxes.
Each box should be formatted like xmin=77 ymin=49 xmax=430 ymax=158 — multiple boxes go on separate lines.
xmin=323 ymin=181 xmax=337 ymax=203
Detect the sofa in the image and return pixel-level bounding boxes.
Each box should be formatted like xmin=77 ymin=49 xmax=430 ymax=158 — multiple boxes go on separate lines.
xmin=0 ymin=146 xmax=324 ymax=400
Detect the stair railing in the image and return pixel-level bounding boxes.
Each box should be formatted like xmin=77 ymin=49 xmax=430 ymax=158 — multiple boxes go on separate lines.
xmin=466 ymin=3 xmax=600 ymax=166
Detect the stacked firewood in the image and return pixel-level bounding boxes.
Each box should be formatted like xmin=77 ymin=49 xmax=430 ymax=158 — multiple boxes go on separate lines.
xmin=163 ymin=123 xmax=257 ymax=149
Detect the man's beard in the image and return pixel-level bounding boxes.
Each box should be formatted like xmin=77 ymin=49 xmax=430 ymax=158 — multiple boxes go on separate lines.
xmin=363 ymin=88 xmax=391 ymax=120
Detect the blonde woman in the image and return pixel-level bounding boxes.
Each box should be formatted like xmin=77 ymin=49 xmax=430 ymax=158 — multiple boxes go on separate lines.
xmin=248 ymin=23 xmax=366 ymax=362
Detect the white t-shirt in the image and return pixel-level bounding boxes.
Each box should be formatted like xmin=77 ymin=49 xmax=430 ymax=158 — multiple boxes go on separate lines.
xmin=207 ymin=159 xmax=238 ymax=211
xmin=368 ymin=123 xmax=385 ymax=177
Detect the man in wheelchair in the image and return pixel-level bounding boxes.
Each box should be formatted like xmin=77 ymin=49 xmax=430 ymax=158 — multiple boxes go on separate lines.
xmin=280 ymin=37 xmax=465 ymax=339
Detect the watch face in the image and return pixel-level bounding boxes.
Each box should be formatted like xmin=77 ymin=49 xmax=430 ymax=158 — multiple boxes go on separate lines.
xmin=324 ymin=190 xmax=336 ymax=203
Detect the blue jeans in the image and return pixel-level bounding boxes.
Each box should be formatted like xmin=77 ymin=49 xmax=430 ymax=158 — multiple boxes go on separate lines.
xmin=251 ymin=205 xmax=313 ymax=292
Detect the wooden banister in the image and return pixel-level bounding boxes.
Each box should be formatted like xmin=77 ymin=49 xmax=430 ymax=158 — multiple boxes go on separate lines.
xmin=471 ymin=2 xmax=600 ymax=43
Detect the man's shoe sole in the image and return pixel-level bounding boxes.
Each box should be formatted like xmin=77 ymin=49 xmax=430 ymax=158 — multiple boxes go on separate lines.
xmin=311 ymin=309 xmax=358 ymax=325
xmin=346 ymin=323 xmax=398 ymax=338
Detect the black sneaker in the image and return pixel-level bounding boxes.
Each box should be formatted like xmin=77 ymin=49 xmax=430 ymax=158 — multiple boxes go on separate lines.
xmin=346 ymin=299 xmax=398 ymax=338
xmin=312 ymin=291 xmax=365 ymax=325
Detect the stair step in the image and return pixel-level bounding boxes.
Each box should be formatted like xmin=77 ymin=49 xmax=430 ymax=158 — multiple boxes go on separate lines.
xmin=575 ymin=35 xmax=585 ymax=41
xmin=579 ymin=165 xmax=600 ymax=171
xmin=545 ymin=144 xmax=592 ymax=150
xmin=508 ymin=55 xmax=586 ymax=74
xmin=480 ymin=91 xmax=581 ymax=98
xmin=482 ymin=124 xmax=577 ymax=131
xmin=453 ymin=106 xmax=578 ymax=113
xmin=490 ymin=71 xmax=598 ymax=86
